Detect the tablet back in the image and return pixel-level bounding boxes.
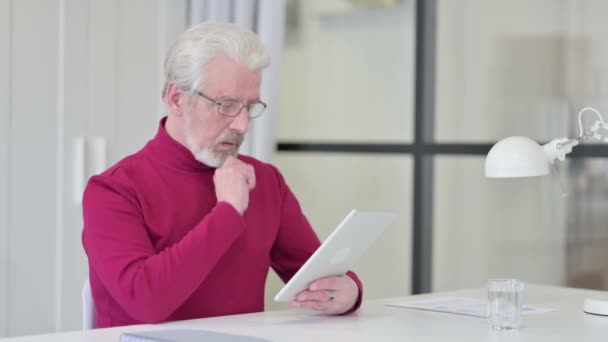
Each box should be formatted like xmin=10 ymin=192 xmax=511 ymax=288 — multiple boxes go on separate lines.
xmin=274 ymin=209 xmax=397 ymax=302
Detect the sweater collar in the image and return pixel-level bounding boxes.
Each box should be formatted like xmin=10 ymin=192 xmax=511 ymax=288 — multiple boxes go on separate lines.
xmin=147 ymin=117 xmax=215 ymax=173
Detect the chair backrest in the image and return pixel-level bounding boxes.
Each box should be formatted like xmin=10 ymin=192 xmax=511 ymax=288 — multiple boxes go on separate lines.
xmin=82 ymin=279 xmax=97 ymax=330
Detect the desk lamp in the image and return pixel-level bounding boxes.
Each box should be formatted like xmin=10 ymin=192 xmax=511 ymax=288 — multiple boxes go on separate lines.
xmin=484 ymin=107 xmax=608 ymax=316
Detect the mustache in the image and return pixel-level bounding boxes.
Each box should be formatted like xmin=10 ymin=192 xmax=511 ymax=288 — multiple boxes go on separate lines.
xmin=214 ymin=131 xmax=244 ymax=146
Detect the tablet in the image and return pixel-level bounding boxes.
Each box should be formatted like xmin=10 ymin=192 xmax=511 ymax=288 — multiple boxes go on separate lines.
xmin=274 ymin=209 xmax=397 ymax=302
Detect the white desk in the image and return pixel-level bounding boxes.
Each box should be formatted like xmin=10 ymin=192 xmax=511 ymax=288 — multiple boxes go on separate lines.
xmin=3 ymin=285 xmax=608 ymax=341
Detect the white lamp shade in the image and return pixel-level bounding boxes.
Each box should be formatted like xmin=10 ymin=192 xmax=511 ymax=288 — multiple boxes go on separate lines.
xmin=485 ymin=136 xmax=549 ymax=178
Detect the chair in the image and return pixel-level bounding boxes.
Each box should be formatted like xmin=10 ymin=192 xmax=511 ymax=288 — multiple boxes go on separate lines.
xmin=82 ymin=279 xmax=97 ymax=330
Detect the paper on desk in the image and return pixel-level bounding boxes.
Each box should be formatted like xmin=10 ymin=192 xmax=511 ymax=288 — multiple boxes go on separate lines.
xmin=387 ymin=297 xmax=557 ymax=318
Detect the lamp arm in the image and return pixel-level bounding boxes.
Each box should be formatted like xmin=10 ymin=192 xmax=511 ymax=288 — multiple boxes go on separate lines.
xmin=542 ymin=138 xmax=579 ymax=163
xmin=543 ymin=107 xmax=608 ymax=163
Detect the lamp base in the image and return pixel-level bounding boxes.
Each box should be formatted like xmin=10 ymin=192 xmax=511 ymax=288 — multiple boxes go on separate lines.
xmin=583 ymin=298 xmax=608 ymax=316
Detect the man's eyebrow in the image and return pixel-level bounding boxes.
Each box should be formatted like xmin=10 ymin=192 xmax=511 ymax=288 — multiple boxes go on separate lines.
xmin=217 ymin=96 xmax=262 ymax=103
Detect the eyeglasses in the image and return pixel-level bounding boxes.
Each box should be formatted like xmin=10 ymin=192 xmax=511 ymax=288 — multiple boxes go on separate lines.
xmin=196 ymin=91 xmax=267 ymax=118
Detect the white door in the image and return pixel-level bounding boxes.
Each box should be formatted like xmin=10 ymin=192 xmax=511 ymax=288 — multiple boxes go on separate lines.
xmin=0 ymin=0 xmax=186 ymax=337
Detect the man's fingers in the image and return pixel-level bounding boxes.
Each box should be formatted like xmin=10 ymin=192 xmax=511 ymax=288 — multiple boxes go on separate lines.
xmin=308 ymin=276 xmax=340 ymax=291
xmin=213 ymin=156 xmax=254 ymax=215
xmin=221 ymin=155 xmax=238 ymax=167
xmin=218 ymin=156 xmax=256 ymax=191
xmin=294 ymin=275 xmax=359 ymax=315
xmin=295 ymin=290 xmax=333 ymax=302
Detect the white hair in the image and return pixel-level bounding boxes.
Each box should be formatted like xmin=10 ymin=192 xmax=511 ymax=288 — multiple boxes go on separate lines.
xmin=162 ymin=22 xmax=270 ymax=99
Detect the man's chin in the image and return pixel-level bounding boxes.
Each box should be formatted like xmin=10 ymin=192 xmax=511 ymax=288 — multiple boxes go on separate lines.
xmin=195 ymin=149 xmax=239 ymax=168
xmin=216 ymin=145 xmax=239 ymax=157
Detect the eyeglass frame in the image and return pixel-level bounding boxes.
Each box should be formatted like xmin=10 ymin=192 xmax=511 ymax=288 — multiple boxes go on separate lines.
xmin=195 ymin=90 xmax=267 ymax=118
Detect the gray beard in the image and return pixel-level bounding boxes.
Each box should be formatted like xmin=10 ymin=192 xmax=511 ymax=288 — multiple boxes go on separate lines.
xmin=183 ymin=114 xmax=243 ymax=168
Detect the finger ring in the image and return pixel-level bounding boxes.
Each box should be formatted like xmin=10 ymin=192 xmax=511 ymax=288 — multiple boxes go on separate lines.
xmin=328 ymin=290 xmax=336 ymax=302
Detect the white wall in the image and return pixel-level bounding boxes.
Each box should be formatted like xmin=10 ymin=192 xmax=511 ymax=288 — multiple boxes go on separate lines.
xmin=9 ymin=0 xmax=61 ymax=335
xmin=277 ymin=0 xmax=415 ymax=143
xmin=0 ymin=1 xmax=10 ymax=337
xmin=433 ymin=0 xmax=608 ymax=143
xmin=0 ymin=0 xmax=186 ymax=337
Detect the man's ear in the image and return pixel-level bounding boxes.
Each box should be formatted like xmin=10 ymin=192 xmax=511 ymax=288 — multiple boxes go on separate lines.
xmin=165 ymin=82 xmax=186 ymax=117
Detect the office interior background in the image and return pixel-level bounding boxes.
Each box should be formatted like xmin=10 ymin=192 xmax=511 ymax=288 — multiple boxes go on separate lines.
xmin=2 ymin=0 xmax=608 ymax=338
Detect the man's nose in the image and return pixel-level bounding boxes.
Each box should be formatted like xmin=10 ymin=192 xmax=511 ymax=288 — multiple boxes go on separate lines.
xmin=229 ymin=108 xmax=249 ymax=134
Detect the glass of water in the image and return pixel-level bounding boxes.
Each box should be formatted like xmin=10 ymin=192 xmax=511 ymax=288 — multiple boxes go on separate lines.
xmin=486 ymin=278 xmax=524 ymax=330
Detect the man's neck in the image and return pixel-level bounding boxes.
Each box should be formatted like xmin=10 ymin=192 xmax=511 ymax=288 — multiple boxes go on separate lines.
xmin=165 ymin=114 xmax=187 ymax=147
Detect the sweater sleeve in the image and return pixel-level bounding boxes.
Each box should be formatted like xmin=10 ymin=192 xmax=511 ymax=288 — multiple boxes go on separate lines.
xmin=268 ymin=167 xmax=321 ymax=283
xmin=268 ymin=167 xmax=364 ymax=313
xmin=82 ymin=175 xmax=245 ymax=323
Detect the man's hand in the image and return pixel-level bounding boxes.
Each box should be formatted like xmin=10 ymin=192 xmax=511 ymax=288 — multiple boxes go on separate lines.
xmin=290 ymin=275 xmax=359 ymax=314
xmin=213 ymin=156 xmax=256 ymax=215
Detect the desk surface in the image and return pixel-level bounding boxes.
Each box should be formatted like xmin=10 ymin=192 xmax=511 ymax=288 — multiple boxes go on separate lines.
xmin=3 ymin=284 xmax=608 ymax=342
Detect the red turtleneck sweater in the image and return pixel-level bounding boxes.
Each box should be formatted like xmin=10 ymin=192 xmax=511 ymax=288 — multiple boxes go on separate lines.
xmin=82 ymin=118 xmax=362 ymax=328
